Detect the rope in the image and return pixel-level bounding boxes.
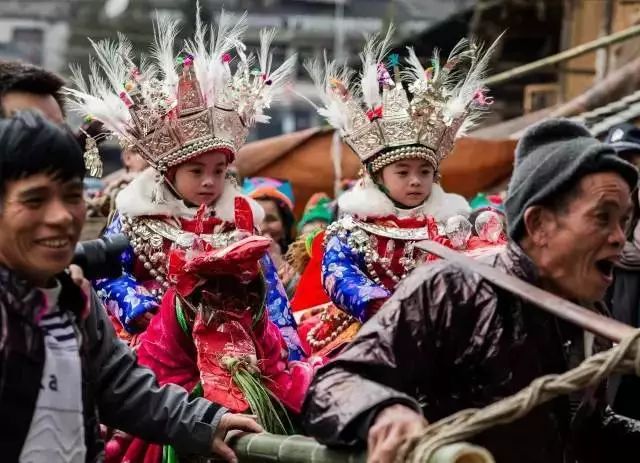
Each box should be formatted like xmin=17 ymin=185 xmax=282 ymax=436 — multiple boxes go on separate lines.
xmin=398 ymin=330 xmax=640 ymax=463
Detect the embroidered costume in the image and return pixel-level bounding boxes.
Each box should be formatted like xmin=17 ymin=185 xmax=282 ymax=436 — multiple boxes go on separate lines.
xmin=296 ymin=31 xmax=506 ymax=355
xmin=67 ymin=11 xmax=314 ymax=461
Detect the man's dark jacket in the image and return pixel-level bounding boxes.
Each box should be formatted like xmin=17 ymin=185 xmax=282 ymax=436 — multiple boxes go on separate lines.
xmin=0 ymin=266 xmax=223 ymax=462
xmin=607 ymin=247 xmax=640 ymax=419
xmin=302 ymin=244 xmax=640 ymax=462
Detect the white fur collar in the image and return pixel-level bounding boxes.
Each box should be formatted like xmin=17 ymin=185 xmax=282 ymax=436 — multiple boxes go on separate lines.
xmin=337 ymin=181 xmax=470 ymax=221
xmin=115 ymin=168 xmax=265 ymax=224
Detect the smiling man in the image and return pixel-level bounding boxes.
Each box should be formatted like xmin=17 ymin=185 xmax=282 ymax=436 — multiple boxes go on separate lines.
xmin=302 ymin=119 xmax=640 ymax=463
xmin=0 ymin=111 xmax=262 ymax=463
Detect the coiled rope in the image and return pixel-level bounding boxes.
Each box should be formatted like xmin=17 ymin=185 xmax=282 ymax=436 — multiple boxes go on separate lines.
xmin=398 ymin=330 xmax=640 ymax=462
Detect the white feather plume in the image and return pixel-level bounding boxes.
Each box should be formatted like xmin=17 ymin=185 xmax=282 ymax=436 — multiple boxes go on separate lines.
xmin=88 ymin=38 xmax=128 ymax=93
xmin=444 ymin=32 xmax=503 ymax=122
xmin=186 ymin=7 xmax=248 ymax=104
xmin=402 ymin=47 xmax=426 ymax=84
xmin=234 ymin=28 xmax=296 ymax=125
xmin=66 ymin=7 xmax=287 ymax=159
xmin=69 ymin=63 xmax=90 ymax=94
xmin=358 ymin=25 xmax=394 ymax=109
xmin=258 ymin=28 xmax=278 ymax=78
xmin=151 ymin=12 xmax=180 ymax=97
xmin=211 ymin=11 xmax=247 ymax=100
xmin=302 ymin=54 xmax=353 ymax=132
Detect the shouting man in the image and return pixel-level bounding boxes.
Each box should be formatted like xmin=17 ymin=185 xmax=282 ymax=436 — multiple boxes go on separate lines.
xmin=302 ymin=119 xmax=640 ymax=463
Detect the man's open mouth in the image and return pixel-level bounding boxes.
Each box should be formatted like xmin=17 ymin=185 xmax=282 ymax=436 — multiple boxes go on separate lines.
xmin=595 ymin=259 xmax=615 ymax=280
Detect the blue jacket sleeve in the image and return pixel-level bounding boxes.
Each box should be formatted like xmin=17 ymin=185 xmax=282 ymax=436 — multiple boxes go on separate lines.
xmin=321 ymin=233 xmax=390 ymax=323
xmin=93 ymin=214 xmax=158 ymax=333
xmin=260 ymin=254 xmax=305 ymax=361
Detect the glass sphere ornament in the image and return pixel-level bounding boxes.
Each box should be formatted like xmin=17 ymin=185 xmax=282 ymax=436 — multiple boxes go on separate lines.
xmin=445 ymin=215 xmax=472 ymax=249
xmin=475 ymin=210 xmax=504 ymax=243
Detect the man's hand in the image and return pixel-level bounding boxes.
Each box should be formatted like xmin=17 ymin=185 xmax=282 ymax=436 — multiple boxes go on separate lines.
xmin=211 ymin=413 xmax=263 ymax=463
xmin=367 ymin=404 xmax=427 ymax=463
xmin=69 ymin=264 xmax=91 ymax=297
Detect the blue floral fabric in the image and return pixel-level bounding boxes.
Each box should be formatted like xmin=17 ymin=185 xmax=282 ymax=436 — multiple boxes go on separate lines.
xmin=94 ymin=214 xmax=159 ymax=333
xmin=94 ymin=214 xmax=304 ymax=361
xmin=322 ymin=233 xmax=390 ymax=323
xmin=260 ymin=254 xmax=304 ymax=361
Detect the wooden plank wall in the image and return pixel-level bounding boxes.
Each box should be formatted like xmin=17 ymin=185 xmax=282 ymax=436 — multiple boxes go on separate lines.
xmin=561 ymin=0 xmax=640 ymax=102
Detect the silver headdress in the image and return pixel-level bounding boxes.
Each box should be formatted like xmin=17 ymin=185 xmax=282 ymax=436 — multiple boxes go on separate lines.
xmin=65 ymin=7 xmax=296 ymax=175
xmin=305 ymin=28 xmax=501 ymax=173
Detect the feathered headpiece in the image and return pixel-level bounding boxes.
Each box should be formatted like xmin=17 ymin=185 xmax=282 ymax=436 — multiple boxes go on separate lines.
xmin=65 ymin=7 xmax=296 ymax=175
xmin=305 ymin=27 xmax=502 ymax=173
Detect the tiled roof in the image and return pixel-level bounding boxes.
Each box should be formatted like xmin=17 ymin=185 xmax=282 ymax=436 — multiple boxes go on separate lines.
xmin=571 ymin=89 xmax=640 ymax=136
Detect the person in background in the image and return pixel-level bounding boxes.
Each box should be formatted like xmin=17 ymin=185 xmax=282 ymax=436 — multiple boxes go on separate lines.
xmin=0 ymin=60 xmax=65 ymax=123
xmin=243 ymin=176 xmax=299 ymax=295
xmin=102 ymin=146 xmax=149 ymax=185
xmin=297 ymin=192 xmax=334 ymax=235
xmin=98 ymin=146 xmax=150 ymax=217
xmin=604 ymin=123 xmax=640 ymax=420
xmin=606 ymin=123 xmax=640 ymax=167
xmin=0 ymin=61 xmax=117 ymax=227
xmin=0 ymin=110 xmax=262 ymax=463
xmin=243 ymin=176 xmax=296 ymax=252
xmin=303 ymin=118 xmax=640 ymax=463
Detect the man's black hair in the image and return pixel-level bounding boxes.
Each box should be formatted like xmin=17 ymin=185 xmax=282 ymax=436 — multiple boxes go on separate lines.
xmin=0 ymin=60 xmax=65 ymax=117
xmin=0 ymin=111 xmax=85 ymax=193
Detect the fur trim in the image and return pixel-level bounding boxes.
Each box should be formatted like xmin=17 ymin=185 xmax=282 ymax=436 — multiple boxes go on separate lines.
xmin=115 ymin=167 xmax=265 ymax=224
xmin=337 ymin=181 xmax=470 ymax=221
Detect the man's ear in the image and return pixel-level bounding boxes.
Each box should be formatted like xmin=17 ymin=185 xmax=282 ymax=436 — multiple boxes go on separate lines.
xmin=523 ymin=206 xmax=555 ymax=247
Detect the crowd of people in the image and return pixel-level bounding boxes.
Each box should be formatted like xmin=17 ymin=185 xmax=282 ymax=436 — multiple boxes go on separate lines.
xmin=2 ymin=8 xmax=640 ymax=463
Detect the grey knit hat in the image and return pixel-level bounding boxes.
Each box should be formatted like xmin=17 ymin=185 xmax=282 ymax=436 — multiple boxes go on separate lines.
xmin=505 ymin=118 xmax=638 ymax=240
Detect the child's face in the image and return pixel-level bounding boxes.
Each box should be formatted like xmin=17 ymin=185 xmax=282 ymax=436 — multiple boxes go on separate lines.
xmin=173 ymin=151 xmax=228 ymax=206
xmin=379 ymin=158 xmax=434 ymax=207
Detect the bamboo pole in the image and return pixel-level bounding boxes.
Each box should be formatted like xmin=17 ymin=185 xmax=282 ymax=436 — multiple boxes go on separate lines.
xmin=484 ymin=23 xmax=640 ymax=86
xmin=415 ymin=240 xmax=636 ymax=343
xmin=227 ymin=433 xmax=494 ymax=463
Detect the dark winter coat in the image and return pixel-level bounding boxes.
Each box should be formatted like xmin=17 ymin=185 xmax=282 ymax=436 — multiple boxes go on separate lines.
xmin=302 ymin=243 xmax=640 ymax=462
xmin=607 ymin=251 xmax=640 ymax=420
xmin=0 ymin=265 xmax=223 ymax=462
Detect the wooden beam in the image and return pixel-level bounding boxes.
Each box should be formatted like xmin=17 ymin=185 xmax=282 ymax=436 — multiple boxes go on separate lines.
xmin=485 ymin=23 xmax=640 ymax=86
xmin=415 ymin=240 xmax=636 ymax=343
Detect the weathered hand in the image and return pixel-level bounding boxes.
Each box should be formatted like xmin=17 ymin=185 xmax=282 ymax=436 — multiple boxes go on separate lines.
xmin=367 ymin=404 xmax=427 ymax=463
xmin=211 ymin=413 xmax=263 ymax=463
